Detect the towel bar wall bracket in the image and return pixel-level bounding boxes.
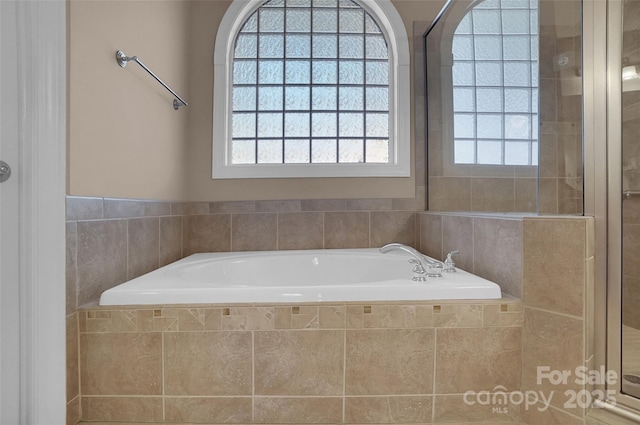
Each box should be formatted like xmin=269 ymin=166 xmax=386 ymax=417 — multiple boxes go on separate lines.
xmin=116 ymin=50 xmax=188 ymax=111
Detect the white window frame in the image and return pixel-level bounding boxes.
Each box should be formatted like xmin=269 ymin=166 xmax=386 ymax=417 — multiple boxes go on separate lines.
xmin=212 ymin=0 xmax=410 ymax=179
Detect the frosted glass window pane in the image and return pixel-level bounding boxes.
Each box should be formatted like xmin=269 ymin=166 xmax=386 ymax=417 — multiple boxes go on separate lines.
xmin=339 ymin=87 xmax=363 ymax=110
xmin=366 ymin=139 xmax=389 ymax=163
xmin=475 ymin=62 xmax=503 ymax=86
xmin=232 ymin=113 xmax=256 ymax=138
xmin=339 ymin=139 xmax=364 ymax=163
xmin=339 ymin=61 xmax=364 ymax=84
xmin=312 ymin=35 xmax=338 ymax=58
xmin=530 ymin=11 xmax=538 ymax=35
xmin=232 ymin=139 xmax=256 ymax=164
xmin=240 ymin=13 xmax=258 ymax=32
xmin=340 ymin=35 xmax=364 ymax=59
xmin=313 ymin=10 xmax=337 ymax=32
xmin=287 ymin=0 xmax=311 ymax=6
xmin=312 ymin=61 xmax=337 ymax=83
xmin=264 ymin=0 xmax=284 ymax=7
xmin=532 ymin=89 xmax=538 ymax=114
xmin=453 ymin=36 xmax=474 ymax=60
xmin=453 ymin=62 xmax=475 ymax=86
xmin=454 ymin=140 xmax=475 ymax=164
xmin=339 ymin=113 xmax=364 ymax=137
xmin=286 ymin=60 xmax=311 ymax=83
xmin=453 ymin=87 xmax=476 ymax=112
xmin=505 ymin=141 xmax=529 ymax=165
xmin=502 ymin=0 xmax=529 ymax=8
xmin=259 ymin=35 xmax=284 ymax=58
xmin=285 ymin=139 xmax=310 ymax=163
xmin=312 ymin=113 xmax=337 ymax=137
xmin=285 ymin=113 xmax=310 ymax=137
xmin=235 ymin=35 xmax=257 ymax=58
xmin=477 ymin=140 xmax=502 ymax=164
xmin=257 ymin=139 xmax=283 ymax=163
xmin=502 ymin=10 xmax=530 ymax=34
xmin=366 ymin=62 xmax=388 ymax=84
xmin=477 ymin=114 xmax=503 ymax=138
xmin=366 ymin=113 xmax=388 ymax=138
xmin=285 ymin=86 xmax=310 ymax=110
xmin=258 ymin=87 xmax=283 ymax=110
xmin=313 ymin=0 xmax=337 ymax=6
xmin=366 ymin=87 xmax=388 ymax=111
xmin=312 ymin=86 xmax=337 ymax=110
xmin=503 ymin=62 xmax=530 ymax=86
xmin=476 ymin=88 xmax=503 ymax=112
xmin=365 ymin=15 xmax=382 ymax=34
xmin=474 ymin=36 xmax=502 ymax=60
xmin=234 ymin=61 xmax=257 ymax=84
xmin=340 ymin=0 xmax=358 ymax=8
xmin=531 ymin=141 xmax=538 ymax=165
xmin=475 ymin=0 xmax=500 ymax=8
xmin=503 ymin=36 xmax=530 ymax=60
xmin=260 ymin=9 xmax=284 ymax=32
xmin=366 ymin=36 xmax=387 ymax=59
xmin=258 ymin=112 xmax=283 ymax=137
xmin=233 ymin=87 xmax=256 ymax=111
xmin=312 ymin=139 xmax=337 ymax=162
xmin=532 ymin=114 xmax=538 ymax=138
xmin=504 ymin=88 xmax=530 ymax=112
xmin=472 ymin=10 xmax=501 ymax=34
xmin=286 ymin=9 xmax=311 ymax=32
xmin=504 ymin=114 xmax=530 ymax=139
xmin=259 ymin=61 xmax=284 ymax=84
xmin=454 ymin=114 xmax=476 ymax=138
xmin=531 ymin=63 xmax=539 ymax=87
xmin=530 ymin=36 xmax=538 ymax=60
xmin=286 ymin=35 xmax=311 ymax=58
xmin=455 ymin=14 xmax=472 ymax=34
xmin=340 ymin=10 xmax=364 ymax=33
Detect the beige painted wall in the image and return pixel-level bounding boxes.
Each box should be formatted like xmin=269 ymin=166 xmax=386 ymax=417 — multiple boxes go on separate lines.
xmin=68 ymin=0 xmax=445 ymax=202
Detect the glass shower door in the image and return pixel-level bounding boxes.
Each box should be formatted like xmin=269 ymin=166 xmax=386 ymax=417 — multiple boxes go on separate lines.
xmin=621 ymin=0 xmax=640 ymax=401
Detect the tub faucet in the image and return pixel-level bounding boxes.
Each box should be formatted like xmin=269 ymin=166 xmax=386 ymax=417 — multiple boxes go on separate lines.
xmin=379 ymin=243 xmax=444 ymax=278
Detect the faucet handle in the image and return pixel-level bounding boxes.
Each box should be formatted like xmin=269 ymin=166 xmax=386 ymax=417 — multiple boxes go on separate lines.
xmin=443 ymin=250 xmax=459 ymax=272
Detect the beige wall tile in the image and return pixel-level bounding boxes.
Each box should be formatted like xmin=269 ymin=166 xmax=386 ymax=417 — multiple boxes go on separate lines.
xmin=370 ymin=211 xmax=416 ymax=247
xmin=522 ymin=307 xmax=583 ymax=415
xmin=66 ymin=396 xmax=80 ymax=425
xmin=253 ymin=397 xmax=343 ymax=424
xmin=344 ymin=396 xmax=433 ymax=424
xmin=164 ymin=331 xmax=252 ymax=396
xmin=76 ymin=220 xmax=127 ymax=307
xmin=361 ymin=305 xmax=435 ymax=329
xmin=623 ymin=275 xmax=640 ymax=329
xmin=80 ymin=333 xmax=162 ymax=395
xmin=624 ymin=223 xmax=640 ymax=278
xmin=428 ymin=177 xmax=472 ymax=212
xmin=346 ymin=329 xmax=434 ymax=395
xmin=346 ymin=198 xmax=392 ymax=211
xmin=433 ymin=394 xmax=521 ymax=423
xmin=80 ymin=396 xmax=163 ymax=422
xmin=473 ymin=218 xmax=523 ymax=298
xmin=66 ymin=314 xmax=79 ymax=403
xmin=278 ymin=212 xmax=324 ymax=250
xmin=159 ymin=215 xmax=183 ymax=266
xmin=254 ymin=330 xmax=344 ymax=396
xmin=319 ymin=305 xmax=347 ymax=328
xmin=522 ymin=403 xmax=583 ymax=425
xmin=104 ymin=198 xmax=147 ymax=219
xmin=256 ymin=200 xmax=302 ymax=212
xmin=538 ymin=178 xmax=559 ymax=214
xmin=164 ymin=397 xmax=252 ymax=423
xmin=471 ymin=179 xmax=515 ymax=212
xmin=185 ymin=214 xmax=231 ymax=254
xmin=66 ymin=196 xmax=103 ymax=220
xmin=232 ymin=213 xmax=277 ymax=251
xmin=523 ymin=219 xmax=585 ymax=317
xmin=301 ymin=198 xmax=347 ymax=211
xmin=432 ymin=304 xmax=483 ymax=328
xmin=210 ymin=200 xmax=256 ymax=213
xmin=435 ymin=327 xmax=522 ymax=393
xmin=324 ymin=212 xmax=370 ymax=249
xmin=442 ymin=215 xmax=473 ymax=271
xmin=127 ymin=217 xmax=160 ymax=280
xmin=515 ymin=178 xmax=538 ymax=213
xmin=221 ymin=306 xmax=275 ymax=330
xmin=419 ymin=213 xmax=443 ymax=259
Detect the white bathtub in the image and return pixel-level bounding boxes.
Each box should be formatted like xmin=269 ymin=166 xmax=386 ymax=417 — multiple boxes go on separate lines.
xmin=99 ymin=248 xmax=502 ymax=305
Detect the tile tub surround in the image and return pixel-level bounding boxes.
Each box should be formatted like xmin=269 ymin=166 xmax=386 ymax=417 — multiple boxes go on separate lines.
xmin=77 ymin=299 xmax=523 ymax=424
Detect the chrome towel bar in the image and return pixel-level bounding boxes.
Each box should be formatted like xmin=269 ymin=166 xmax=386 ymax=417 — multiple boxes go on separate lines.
xmin=116 ymin=50 xmax=188 ymax=110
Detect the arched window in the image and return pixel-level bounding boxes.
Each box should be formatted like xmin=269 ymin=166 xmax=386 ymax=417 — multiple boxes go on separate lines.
xmin=452 ymin=0 xmax=539 ymax=166
xmin=213 ymin=0 xmax=410 ymax=179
